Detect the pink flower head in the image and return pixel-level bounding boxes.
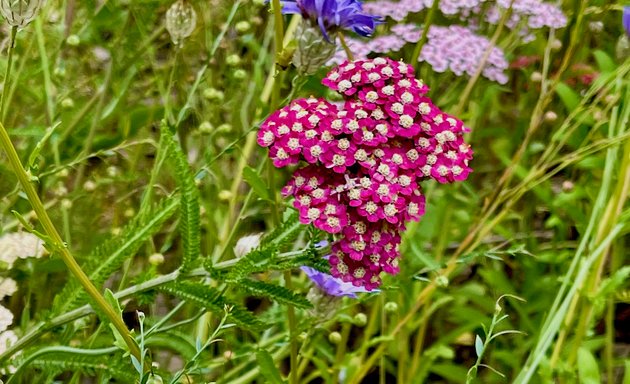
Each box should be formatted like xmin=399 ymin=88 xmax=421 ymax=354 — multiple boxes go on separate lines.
xmin=258 ymin=57 xmax=472 ymax=290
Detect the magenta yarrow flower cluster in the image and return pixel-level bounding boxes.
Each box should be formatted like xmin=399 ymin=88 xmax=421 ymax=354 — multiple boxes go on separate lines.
xmin=258 ymin=58 xmax=472 ymax=290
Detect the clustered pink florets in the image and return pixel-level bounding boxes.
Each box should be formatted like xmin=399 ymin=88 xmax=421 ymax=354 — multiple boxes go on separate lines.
xmin=257 ymin=57 xmax=472 ymax=290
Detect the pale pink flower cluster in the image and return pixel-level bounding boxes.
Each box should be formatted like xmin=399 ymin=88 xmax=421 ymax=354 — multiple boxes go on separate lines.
xmin=329 ymin=24 xmax=509 ymax=84
xmin=362 ymin=0 xmax=567 ymax=33
xmin=258 ymin=58 xmax=473 ymax=289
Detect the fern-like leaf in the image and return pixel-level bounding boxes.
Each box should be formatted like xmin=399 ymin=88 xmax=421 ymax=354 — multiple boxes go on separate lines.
xmin=238 ymin=279 xmax=312 ymax=309
xmin=27 ymin=353 xmax=135 ymax=382
xmin=161 ymin=122 xmax=201 ymax=273
xmin=52 ymin=196 xmax=179 ymax=315
xmin=260 ymin=211 xmax=303 ymax=251
xmin=161 ymin=281 xmax=266 ymax=331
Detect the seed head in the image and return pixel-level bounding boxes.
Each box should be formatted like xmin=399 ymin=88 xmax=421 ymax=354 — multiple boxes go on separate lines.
xmin=165 ymin=0 xmax=197 ymax=46
xmin=0 ymin=0 xmax=45 ymax=28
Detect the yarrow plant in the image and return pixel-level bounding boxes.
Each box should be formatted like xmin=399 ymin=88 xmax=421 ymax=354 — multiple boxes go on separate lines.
xmin=329 ymin=24 xmax=509 ymax=83
xmin=258 ymin=57 xmax=473 ymax=289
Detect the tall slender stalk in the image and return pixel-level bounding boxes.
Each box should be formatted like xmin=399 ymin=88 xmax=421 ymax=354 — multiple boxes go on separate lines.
xmin=410 ymin=0 xmax=439 ymax=68
xmin=0 ymin=121 xmax=142 ymax=363
xmin=453 ymin=0 xmax=513 ymax=115
xmin=0 ymin=26 xmax=17 ymax=123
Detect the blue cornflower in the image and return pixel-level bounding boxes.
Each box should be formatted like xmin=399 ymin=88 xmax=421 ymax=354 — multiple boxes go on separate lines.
xmin=623 ymin=6 xmax=630 ymax=37
xmin=279 ymin=0 xmax=381 ymax=42
xmin=301 ymin=265 xmax=369 ymax=298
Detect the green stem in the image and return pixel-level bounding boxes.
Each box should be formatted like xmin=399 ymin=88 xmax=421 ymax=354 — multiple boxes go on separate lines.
xmin=453 ymin=0 xmax=512 ymax=115
xmin=268 ymin=4 xmax=298 ymax=384
xmin=35 ymin=18 xmax=56 ymax=125
xmin=0 ymin=121 xmax=142 ymax=364
xmin=0 ymin=26 xmax=17 ymax=123
xmin=284 ymin=271 xmax=298 ymax=384
xmin=0 ymin=248 xmax=314 ymax=363
xmin=410 ymin=0 xmax=439 ymax=68
xmin=338 ymin=32 xmax=354 ymax=61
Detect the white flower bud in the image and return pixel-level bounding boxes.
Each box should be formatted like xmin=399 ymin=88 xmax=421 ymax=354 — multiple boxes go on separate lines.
xmin=543 ymin=111 xmax=557 ymax=122
xmin=83 ymin=180 xmax=97 ymax=192
xmin=166 ymin=0 xmax=197 ymax=45
xmin=233 ymin=233 xmax=262 ymax=258
xmin=530 ymin=71 xmax=543 ymax=83
xmin=0 ymin=0 xmax=44 ymax=28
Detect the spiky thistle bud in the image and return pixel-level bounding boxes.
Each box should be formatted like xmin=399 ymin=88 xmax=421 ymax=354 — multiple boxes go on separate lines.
xmin=292 ymin=21 xmax=337 ymax=75
xmin=0 ymin=0 xmax=44 ymax=28
xmin=165 ymin=0 xmax=197 ymax=46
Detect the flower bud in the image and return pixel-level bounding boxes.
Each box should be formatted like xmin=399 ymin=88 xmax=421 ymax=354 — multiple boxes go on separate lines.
xmin=0 ymin=0 xmax=44 ymax=28
xmin=293 ymin=21 xmax=337 ymax=75
xmin=149 ymin=253 xmax=165 ymax=266
xmin=83 ymin=180 xmax=97 ymax=192
xmin=561 ymin=180 xmax=574 ymax=192
xmin=235 ymin=21 xmax=250 ymax=33
xmin=226 ymin=54 xmax=241 ymax=67
xmin=199 ymin=121 xmax=214 ymax=134
xmin=166 ymin=0 xmax=197 ymax=45
xmin=217 ymin=123 xmax=232 ymax=134
xmin=106 ymin=166 xmax=119 ymax=177
xmin=530 ymin=71 xmax=543 ymax=83
xmin=543 ymin=111 xmax=557 ymax=122
xmin=202 ymin=88 xmax=224 ymax=102
xmin=588 ymin=21 xmax=603 ymax=33
xmin=146 ymin=374 xmax=163 ymax=384
xmin=550 ymin=38 xmax=562 ymax=51
xmin=66 ymin=34 xmax=80 ymax=47
xmin=61 ymin=98 xmax=74 ymax=109
xmin=354 ymin=312 xmax=367 ymax=327
xmin=218 ymin=190 xmax=232 ymax=201
xmin=61 ymin=199 xmax=73 ymax=209
xmin=328 ymin=331 xmax=342 ymax=344
xmin=383 ymin=301 xmax=398 ymax=313
xmin=233 ymin=69 xmax=247 ymax=80
xmin=435 ymin=275 xmax=449 ymax=287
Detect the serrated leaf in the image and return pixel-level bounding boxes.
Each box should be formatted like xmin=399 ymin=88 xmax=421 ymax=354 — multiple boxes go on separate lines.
xmin=161 ymin=281 xmax=266 ymax=331
xmin=28 ymin=353 xmax=135 ymax=382
xmin=256 ymin=349 xmax=285 ymax=384
xmin=474 ymin=335 xmax=484 ymax=358
xmin=577 ymin=348 xmax=600 ymax=384
xmin=161 ymin=122 xmax=201 ymax=273
xmin=238 ymin=279 xmax=312 ymax=308
xmin=52 ymin=196 xmax=179 ymax=314
xmin=243 ymin=166 xmax=271 ymax=200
